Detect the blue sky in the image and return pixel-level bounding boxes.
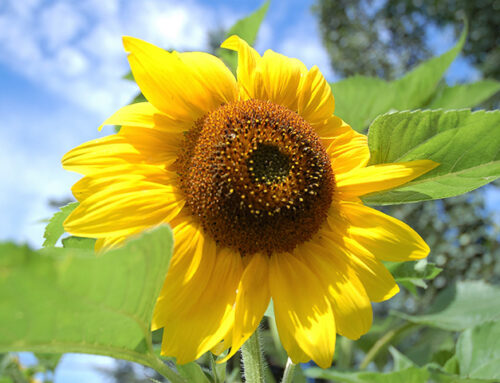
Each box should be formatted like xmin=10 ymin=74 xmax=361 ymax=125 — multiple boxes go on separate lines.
xmin=0 ymin=0 xmax=493 ymax=381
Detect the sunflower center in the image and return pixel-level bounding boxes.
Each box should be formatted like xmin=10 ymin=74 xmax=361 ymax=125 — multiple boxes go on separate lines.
xmin=248 ymin=144 xmax=290 ymax=184
xmin=177 ymin=99 xmax=335 ymax=255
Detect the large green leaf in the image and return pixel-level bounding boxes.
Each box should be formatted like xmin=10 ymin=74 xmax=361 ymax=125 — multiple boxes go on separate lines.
xmin=427 ymin=80 xmax=500 ymax=109
xmin=392 ymin=281 xmax=500 ymax=331
xmin=393 ymin=29 xmax=466 ymax=109
xmin=363 ymin=109 xmax=500 ymax=205
xmin=42 ymin=202 xmax=78 ymax=247
xmin=217 ymin=1 xmax=270 ymax=73
xmin=305 ymin=366 xmax=429 ymax=383
xmin=0 ymin=226 xmax=173 ymax=369
xmin=331 ymin=76 xmax=396 ymax=132
xmin=332 ymin=29 xmax=465 ymax=131
xmin=456 ymin=321 xmax=500 ymax=381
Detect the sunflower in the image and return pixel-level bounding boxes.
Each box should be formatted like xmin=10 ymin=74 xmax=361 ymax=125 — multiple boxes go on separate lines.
xmin=62 ymin=35 xmax=438 ymax=368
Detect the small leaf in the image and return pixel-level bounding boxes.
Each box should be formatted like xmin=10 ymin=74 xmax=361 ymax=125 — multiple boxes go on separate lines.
xmin=42 ymin=202 xmax=78 ymax=247
xmin=456 ymin=321 xmax=500 ymax=381
xmin=427 ymin=80 xmax=500 ymax=109
xmin=389 ymin=346 xmax=416 ymax=371
xmin=61 ymin=236 xmax=96 ymax=250
xmin=0 ymin=226 xmax=173 ymax=369
xmin=392 ymin=281 xmax=500 ymax=331
xmin=264 ymin=299 xmax=274 ymax=318
xmin=177 ymin=362 xmax=211 ymax=383
xmin=123 ymin=71 xmax=134 ymax=82
xmin=386 ymin=260 xmax=442 ymax=290
xmin=443 ymin=355 xmax=460 ymax=375
xmin=34 ymin=353 xmax=62 ymax=371
xmin=305 ymin=366 xmax=429 ymax=383
xmin=217 ymin=1 xmax=270 ymax=72
xmin=332 ymin=28 xmax=466 ymax=131
xmin=364 ymin=109 xmax=500 ymax=205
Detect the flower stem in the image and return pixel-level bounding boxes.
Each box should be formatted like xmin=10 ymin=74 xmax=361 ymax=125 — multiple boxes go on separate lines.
xmin=148 ymin=356 xmax=186 ymax=383
xmin=241 ymin=328 xmax=266 ymax=383
xmin=281 ymin=358 xmax=296 ymax=383
xmin=209 ymin=352 xmax=221 ymax=383
xmin=360 ymin=322 xmax=418 ymax=370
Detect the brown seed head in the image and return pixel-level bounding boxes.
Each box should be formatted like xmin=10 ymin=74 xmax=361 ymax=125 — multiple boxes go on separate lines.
xmin=177 ymin=99 xmax=334 ymax=255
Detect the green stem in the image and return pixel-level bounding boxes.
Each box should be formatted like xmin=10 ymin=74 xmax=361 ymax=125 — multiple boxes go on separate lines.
xmin=281 ymin=358 xmax=296 ymax=383
xmin=209 ymin=352 xmax=220 ymax=383
xmin=241 ymin=328 xmax=266 ymax=383
xmin=360 ymin=322 xmax=418 ymax=370
xmin=148 ymin=356 xmax=186 ymax=383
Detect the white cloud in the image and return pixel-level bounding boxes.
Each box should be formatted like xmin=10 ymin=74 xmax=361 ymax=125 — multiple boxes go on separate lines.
xmin=0 ymin=0 xmax=222 ymax=117
xmin=39 ymin=1 xmax=85 ymax=51
xmin=55 ymin=47 xmax=89 ymax=77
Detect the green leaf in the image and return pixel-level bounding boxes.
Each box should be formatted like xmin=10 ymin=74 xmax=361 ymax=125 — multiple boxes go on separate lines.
xmin=42 ymin=202 xmax=78 ymax=247
xmin=392 ymin=281 xmax=500 ymax=331
xmin=123 ymin=71 xmax=134 ymax=82
xmin=389 ymin=346 xmax=416 ymax=371
xmin=393 ymin=28 xmax=466 ymax=109
xmin=386 ymin=260 xmax=442 ymax=291
xmin=177 ymin=362 xmax=211 ymax=383
xmin=332 ymin=77 xmax=396 ymax=132
xmin=264 ymin=299 xmax=274 ymax=318
xmin=34 ymin=352 xmax=62 ymax=371
xmin=217 ymin=1 xmax=270 ymax=73
xmin=305 ymin=366 xmax=429 ymax=383
xmin=61 ymin=236 xmax=96 ymax=250
xmin=363 ymin=109 xmax=500 ymax=205
xmin=426 ymin=363 xmax=487 ymax=383
xmin=0 ymin=226 xmax=174 ymax=370
xmin=332 ymin=29 xmax=466 ymax=132
xmin=130 ymin=92 xmax=147 ymax=104
xmin=456 ymin=321 xmax=500 ymax=381
xmin=427 ymin=80 xmax=500 ymax=109
xmin=443 ymin=355 xmax=460 ymax=375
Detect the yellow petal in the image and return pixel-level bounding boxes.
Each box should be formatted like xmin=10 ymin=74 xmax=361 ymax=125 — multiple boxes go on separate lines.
xmin=158 ymin=245 xmax=243 ymax=364
xmin=341 ymin=236 xmax=400 ymax=302
xmin=271 ymin=317 xmax=310 ymax=364
xmin=297 ymin=240 xmax=373 ymax=339
xmin=336 ymin=160 xmax=439 ymax=197
xmin=320 ymin=117 xmax=370 ymax=174
xmin=270 ymin=253 xmax=336 ymax=368
xmin=123 ymin=36 xmax=237 ymax=121
xmin=95 ymin=236 xmax=127 ymax=252
xmin=221 ymin=35 xmax=261 ymax=99
xmin=62 ymin=127 xmax=181 ymax=175
xmin=64 ymin=177 xmax=185 ymax=238
xmin=98 ymin=102 xmax=158 ymax=131
xmin=221 ymin=253 xmax=270 ymax=362
xmin=297 ymin=66 xmax=335 ymax=125
xmin=339 ymin=201 xmax=430 ymax=262
xmin=322 ymin=213 xmax=400 ymax=302
xmin=252 ymin=50 xmax=307 ymax=111
xmin=71 ymin=164 xmax=177 ymax=202
xmin=153 ymin=218 xmax=217 ymax=330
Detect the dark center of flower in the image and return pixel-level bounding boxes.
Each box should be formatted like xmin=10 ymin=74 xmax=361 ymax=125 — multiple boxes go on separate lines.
xmin=177 ymin=99 xmax=335 ymax=255
xmin=247 ymin=143 xmax=291 ymax=184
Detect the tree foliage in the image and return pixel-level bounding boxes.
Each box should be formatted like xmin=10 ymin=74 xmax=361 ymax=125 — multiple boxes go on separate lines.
xmin=313 ymin=0 xmax=500 ymax=81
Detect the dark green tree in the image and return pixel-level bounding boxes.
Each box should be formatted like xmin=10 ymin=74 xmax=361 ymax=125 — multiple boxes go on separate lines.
xmin=313 ymin=0 xmax=500 ymax=81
